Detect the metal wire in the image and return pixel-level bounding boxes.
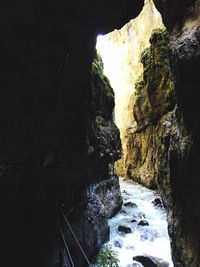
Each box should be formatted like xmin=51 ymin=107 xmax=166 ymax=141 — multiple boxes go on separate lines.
xmin=60 ymin=226 xmax=75 ymax=267
xmin=61 ymin=209 xmax=92 ymax=267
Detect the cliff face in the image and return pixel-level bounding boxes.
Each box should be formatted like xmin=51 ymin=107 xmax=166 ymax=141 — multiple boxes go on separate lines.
xmin=96 ymin=0 xmax=163 ymax=176
xmin=0 ymin=1 xmax=144 ymax=267
xmin=125 ymin=28 xmax=174 ymax=189
xmin=153 ymin=1 xmax=200 ymax=266
xmin=60 ymin=52 xmax=122 ymax=266
xmin=124 ymin=1 xmax=200 ymax=266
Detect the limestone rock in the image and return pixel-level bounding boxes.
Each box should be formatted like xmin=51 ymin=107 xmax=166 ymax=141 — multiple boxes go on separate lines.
xmin=124 ymin=201 xmax=137 ymax=208
xmin=125 ymin=28 xmax=175 ymax=189
xmin=113 ymin=237 xmax=123 ymax=248
xmin=118 ymin=225 xmax=132 ymax=234
xmin=96 ymin=0 xmax=163 ymax=176
xmin=131 ymin=219 xmax=137 ymax=223
xmin=92 ymin=175 xmax=123 ymax=218
xmin=138 ymin=220 xmax=149 ymax=226
xmin=150 ymin=1 xmax=200 ymax=266
xmin=152 ymin=198 xmax=163 ymax=208
xmin=133 ymin=255 xmax=169 ymax=267
xmin=133 ymin=212 xmax=146 ymax=220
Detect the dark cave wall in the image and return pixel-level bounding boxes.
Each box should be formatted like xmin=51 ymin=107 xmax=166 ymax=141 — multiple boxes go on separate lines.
xmin=0 ymin=1 xmax=144 ymax=267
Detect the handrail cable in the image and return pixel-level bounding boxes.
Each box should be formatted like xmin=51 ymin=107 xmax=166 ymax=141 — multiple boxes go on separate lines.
xmin=61 ymin=209 xmax=92 ymax=267
xmin=60 ymin=244 xmax=71 ymax=267
xmin=60 ymin=226 xmax=75 ymax=267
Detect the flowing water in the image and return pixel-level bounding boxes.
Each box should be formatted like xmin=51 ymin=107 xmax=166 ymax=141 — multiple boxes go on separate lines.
xmin=99 ymin=179 xmax=173 ymax=267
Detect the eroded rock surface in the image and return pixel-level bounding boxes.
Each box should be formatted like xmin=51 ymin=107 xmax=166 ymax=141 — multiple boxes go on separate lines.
xmin=0 ymin=1 xmax=145 ymax=266
xmin=124 ymin=1 xmax=200 ymax=266
xmin=125 ymin=28 xmax=174 ymax=189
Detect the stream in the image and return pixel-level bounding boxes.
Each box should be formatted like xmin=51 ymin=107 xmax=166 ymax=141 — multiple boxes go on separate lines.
xmin=98 ymin=179 xmax=173 ymax=267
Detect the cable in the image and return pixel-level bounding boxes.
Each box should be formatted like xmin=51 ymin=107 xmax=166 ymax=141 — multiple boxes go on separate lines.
xmin=60 ymin=244 xmax=71 ymax=267
xmin=60 ymin=226 xmax=75 ymax=267
xmin=61 ymin=209 xmax=92 ymax=267
xmin=60 ymin=246 xmax=70 ymax=267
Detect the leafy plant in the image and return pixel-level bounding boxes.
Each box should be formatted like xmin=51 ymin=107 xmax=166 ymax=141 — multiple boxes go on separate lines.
xmin=95 ymin=247 xmax=119 ymax=267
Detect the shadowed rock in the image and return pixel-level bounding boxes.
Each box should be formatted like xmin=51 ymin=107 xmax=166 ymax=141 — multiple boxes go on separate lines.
xmin=152 ymin=198 xmax=163 ymax=208
xmin=138 ymin=220 xmax=149 ymax=226
xmin=124 ymin=201 xmax=137 ymax=208
xmin=133 ymin=255 xmax=169 ymax=267
xmin=118 ymin=225 xmax=132 ymax=234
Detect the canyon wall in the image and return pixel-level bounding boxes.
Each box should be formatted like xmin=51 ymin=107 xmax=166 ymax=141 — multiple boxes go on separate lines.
xmin=124 ymin=1 xmax=200 ymax=266
xmin=96 ymin=0 xmax=163 ymax=176
xmin=60 ymin=52 xmax=123 ymax=266
xmin=0 ymin=1 xmax=144 ymax=267
xmin=1 ymin=1 xmax=200 ymax=266
xmin=125 ymin=28 xmax=175 ymax=189
xmin=154 ymin=1 xmax=200 ymax=266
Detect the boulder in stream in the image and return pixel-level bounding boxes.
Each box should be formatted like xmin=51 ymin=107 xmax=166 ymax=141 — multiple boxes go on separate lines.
xmin=120 ymin=210 xmax=127 ymax=215
xmin=113 ymin=237 xmax=123 ymax=248
xmin=138 ymin=220 xmax=149 ymax=226
xmin=131 ymin=219 xmax=137 ymax=223
xmin=133 ymin=212 xmax=146 ymax=219
xmin=124 ymin=201 xmax=137 ymax=208
xmin=126 ymin=263 xmax=143 ymax=267
xmin=152 ymin=198 xmax=163 ymax=208
xmin=133 ymin=255 xmax=169 ymax=267
xmin=118 ymin=225 xmax=132 ymax=234
xmin=140 ymin=229 xmax=153 ymax=241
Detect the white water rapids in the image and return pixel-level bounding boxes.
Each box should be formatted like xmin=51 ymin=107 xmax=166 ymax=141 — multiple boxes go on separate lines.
xmin=96 ymin=179 xmax=174 ymax=267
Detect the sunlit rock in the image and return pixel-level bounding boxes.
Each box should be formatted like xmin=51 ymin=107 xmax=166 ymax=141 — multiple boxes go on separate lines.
xmin=96 ymin=0 xmax=163 ymax=176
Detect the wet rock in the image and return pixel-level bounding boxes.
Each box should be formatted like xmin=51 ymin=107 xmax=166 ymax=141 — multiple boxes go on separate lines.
xmin=131 ymin=219 xmax=137 ymax=223
xmin=132 ymin=263 xmax=143 ymax=267
xmin=138 ymin=220 xmax=149 ymax=226
xmin=118 ymin=225 xmax=132 ymax=234
xmin=148 ymin=255 xmax=169 ymax=267
xmin=140 ymin=229 xmax=154 ymax=241
xmin=113 ymin=238 xmax=123 ymax=248
xmin=120 ymin=210 xmax=127 ymax=215
xmin=133 ymin=255 xmax=169 ymax=267
xmin=122 ymin=190 xmax=132 ymax=196
xmin=133 ymin=256 xmax=157 ymax=267
xmin=126 ymin=263 xmax=143 ymax=267
xmin=133 ymin=212 xmax=146 ymax=219
xmin=152 ymin=198 xmax=163 ymax=208
xmin=93 ymin=176 xmax=123 ymax=218
xmin=124 ymin=202 xmax=137 ymax=208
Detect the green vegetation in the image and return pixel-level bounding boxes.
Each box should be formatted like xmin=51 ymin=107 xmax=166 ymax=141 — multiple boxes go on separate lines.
xmin=95 ymin=247 xmax=119 ymax=267
xmin=92 ymin=51 xmax=104 ymax=75
xmin=92 ymin=50 xmax=114 ymax=98
xmin=134 ymin=27 xmax=175 ymax=125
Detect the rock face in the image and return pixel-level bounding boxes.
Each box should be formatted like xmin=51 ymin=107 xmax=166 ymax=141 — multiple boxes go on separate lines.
xmin=125 ymin=28 xmax=175 ymax=189
xmin=124 ymin=1 xmax=200 ymax=266
xmin=60 ymin=175 xmax=122 ymax=267
xmin=153 ymin=1 xmax=200 ymax=266
xmin=0 ymin=1 xmax=145 ymax=267
xmin=96 ymin=0 xmax=163 ymax=176
xmin=91 ymin=175 xmax=123 ymax=219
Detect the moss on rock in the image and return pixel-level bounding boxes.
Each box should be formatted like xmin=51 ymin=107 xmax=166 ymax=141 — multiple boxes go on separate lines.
xmin=125 ymin=27 xmax=175 ymax=188
xmin=92 ymin=51 xmax=114 ymax=99
xmin=133 ymin=27 xmax=175 ymax=127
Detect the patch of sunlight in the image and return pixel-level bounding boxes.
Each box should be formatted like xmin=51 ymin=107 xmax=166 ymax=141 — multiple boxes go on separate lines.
xmin=96 ymin=0 xmax=163 ymax=131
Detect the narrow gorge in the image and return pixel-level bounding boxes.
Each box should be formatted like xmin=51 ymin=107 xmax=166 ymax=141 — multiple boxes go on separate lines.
xmin=0 ymin=1 xmax=200 ymax=267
